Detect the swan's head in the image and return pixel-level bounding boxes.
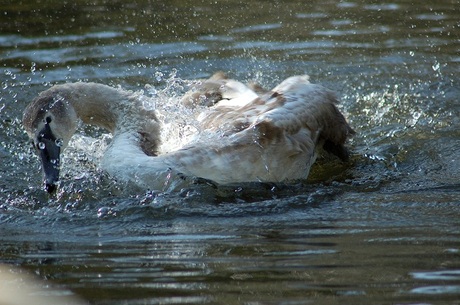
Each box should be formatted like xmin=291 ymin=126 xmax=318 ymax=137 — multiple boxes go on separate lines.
xmin=23 ymin=89 xmax=78 ymax=193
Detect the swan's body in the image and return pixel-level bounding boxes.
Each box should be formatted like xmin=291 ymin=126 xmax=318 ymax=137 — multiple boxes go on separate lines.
xmin=23 ymin=73 xmax=354 ymax=193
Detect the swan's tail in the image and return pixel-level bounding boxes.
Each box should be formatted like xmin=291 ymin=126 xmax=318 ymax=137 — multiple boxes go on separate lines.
xmin=318 ymin=103 xmax=355 ymax=161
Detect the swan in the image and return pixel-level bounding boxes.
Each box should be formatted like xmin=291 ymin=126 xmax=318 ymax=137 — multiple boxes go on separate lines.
xmin=23 ymin=73 xmax=354 ymax=193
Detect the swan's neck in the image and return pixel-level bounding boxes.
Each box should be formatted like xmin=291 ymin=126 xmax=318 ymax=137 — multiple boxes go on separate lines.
xmin=57 ymin=82 xmax=161 ymax=155
xmin=57 ymin=83 xmax=129 ymax=131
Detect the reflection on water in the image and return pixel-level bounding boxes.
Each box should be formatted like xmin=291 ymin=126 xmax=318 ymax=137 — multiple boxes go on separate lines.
xmin=1 ymin=0 xmax=459 ymax=304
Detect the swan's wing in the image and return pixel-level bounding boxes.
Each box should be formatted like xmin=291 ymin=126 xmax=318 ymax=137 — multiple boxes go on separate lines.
xmin=167 ymin=75 xmax=354 ymax=184
xmin=198 ymin=75 xmax=354 ymax=160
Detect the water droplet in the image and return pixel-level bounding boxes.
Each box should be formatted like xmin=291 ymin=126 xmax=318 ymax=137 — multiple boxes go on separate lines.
xmin=97 ymin=207 xmax=109 ymax=218
xmin=155 ymin=71 xmax=164 ymax=82
xmin=55 ymin=138 xmax=63 ymax=147
xmin=432 ymin=62 xmax=440 ymax=71
xmin=38 ymin=142 xmax=46 ymax=150
xmin=409 ymin=51 xmax=414 ymax=56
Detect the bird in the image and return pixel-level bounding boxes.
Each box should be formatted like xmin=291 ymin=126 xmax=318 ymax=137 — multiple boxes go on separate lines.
xmin=23 ymin=73 xmax=354 ymax=193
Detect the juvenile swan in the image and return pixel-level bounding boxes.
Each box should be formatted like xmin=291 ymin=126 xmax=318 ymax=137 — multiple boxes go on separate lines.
xmin=23 ymin=74 xmax=354 ymax=193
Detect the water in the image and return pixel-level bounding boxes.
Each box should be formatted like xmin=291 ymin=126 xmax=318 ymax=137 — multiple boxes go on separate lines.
xmin=1 ymin=0 xmax=459 ymax=304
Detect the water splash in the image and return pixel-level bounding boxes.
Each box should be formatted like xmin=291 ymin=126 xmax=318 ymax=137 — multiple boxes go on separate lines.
xmin=143 ymin=70 xmax=208 ymax=154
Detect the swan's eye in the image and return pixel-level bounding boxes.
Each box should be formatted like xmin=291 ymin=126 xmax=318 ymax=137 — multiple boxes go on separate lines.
xmin=55 ymin=138 xmax=63 ymax=147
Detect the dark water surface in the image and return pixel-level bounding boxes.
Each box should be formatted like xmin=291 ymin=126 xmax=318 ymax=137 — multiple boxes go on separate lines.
xmin=1 ymin=0 xmax=459 ymax=304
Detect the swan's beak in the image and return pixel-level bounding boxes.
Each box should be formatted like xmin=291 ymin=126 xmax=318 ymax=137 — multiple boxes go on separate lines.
xmin=39 ymin=139 xmax=60 ymax=193
xmin=37 ymin=125 xmax=61 ymax=194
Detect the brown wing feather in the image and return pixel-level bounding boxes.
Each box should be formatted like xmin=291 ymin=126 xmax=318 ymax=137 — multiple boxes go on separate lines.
xmin=196 ymin=75 xmax=354 ymax=160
